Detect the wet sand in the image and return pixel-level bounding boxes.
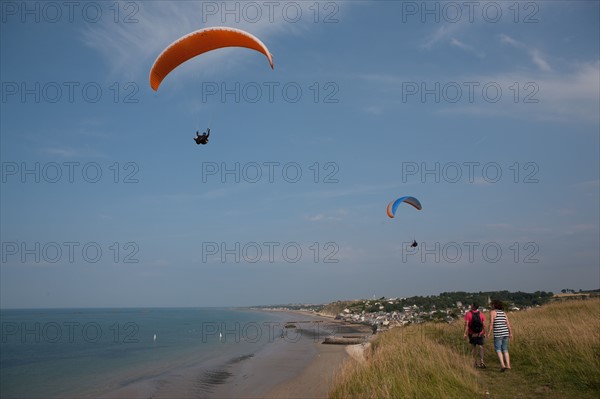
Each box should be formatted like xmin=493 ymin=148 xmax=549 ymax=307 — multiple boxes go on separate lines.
xmin=98 ymin=312 xmax=370 ymax=399
xmin=210 ymin=312 xmax=366 ymax=399
xmin=264 ymin=342 xmax=350 ymax=398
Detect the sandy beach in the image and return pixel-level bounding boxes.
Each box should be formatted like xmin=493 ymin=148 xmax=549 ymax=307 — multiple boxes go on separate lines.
xmin=210 ymin=311 xmax=372 ymax=399
xmin=94 ymin=311 xmax=371 ymax=399
xmin=264 ymin=343 xmax=351 ymax=398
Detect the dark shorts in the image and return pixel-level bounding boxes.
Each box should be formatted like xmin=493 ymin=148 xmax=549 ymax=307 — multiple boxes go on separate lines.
xmin=469 ymin=335 xmax=484 ymax=345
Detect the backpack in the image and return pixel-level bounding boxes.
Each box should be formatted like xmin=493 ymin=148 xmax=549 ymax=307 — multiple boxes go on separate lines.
xmin=470 ymin=311 xmax=483 ymax=334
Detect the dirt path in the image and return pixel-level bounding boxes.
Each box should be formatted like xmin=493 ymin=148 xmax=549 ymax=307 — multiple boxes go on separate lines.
xmin=474 ymin=360 xmax=571 ymax=399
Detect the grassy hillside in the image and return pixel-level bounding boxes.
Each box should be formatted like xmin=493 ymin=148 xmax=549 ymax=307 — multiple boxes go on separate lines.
xmin=330 ymin=299 xmax=600 ymax=399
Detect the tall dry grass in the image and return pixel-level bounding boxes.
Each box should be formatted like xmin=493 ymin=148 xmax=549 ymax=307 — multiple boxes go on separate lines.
xmin=329 ymin=323 xmax=482 ymax=398
xmin=507 ymin=299 xmax=600 ymax=394
xmin=329 ymin=299 xmax=600 ymax=398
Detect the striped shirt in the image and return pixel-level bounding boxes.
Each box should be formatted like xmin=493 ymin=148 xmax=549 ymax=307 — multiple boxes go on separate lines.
xmin=493 ymin=310 xmax=510 ymax=338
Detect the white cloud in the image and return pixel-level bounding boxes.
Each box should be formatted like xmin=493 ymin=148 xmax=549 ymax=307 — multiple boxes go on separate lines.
xmin=308 ymin=214 xmax=325 ymax=222
xmin=306 ymin=209 xmax=349 ymax=222
xmin=353 ymin=60 xmax=599 ymax=124
xmin=419 ymin=21 xmax=486 ymax=59
xmin=80 ymin=2 xmax=320 ymax=85
xmin=297 ymin=183 xmax=400 ymax=200
xmin=498 ymin=33 xmax=519 ymax=47
xmin=150 ymin=259 xmax=172 ymax=267
xmin=43 ymin=147 xmax=81 ymax=157
xmin=420 ymin=23 xmax=462 ymax=49
xmin=40 ymin=144 xmax=105 ymax=159
xmin=556 ymin=208 xmax=576 ymax=216
xmin=565 ymin=224 xmax=599 ymax=235
xmin=530 ymin=49 xmax=552 ymax=72
xmin=498 ymin=34 xmax=552 ymax=72
xmin=573 ymin=179 xmax=600 ymax=190
xmin=362 ymin=105 xmax=385 ymax=115
xmin=159 ymin=188 xmax=236 ymax=202
xmin=487 ymin=223 xmax=510 ymax=229
xmin=335 ymin=245 xmax=372 ymax=263
xmin=472 ymin=176 xmax=492 ymax=185
xmin=450 ymin=38 xmax=485 ymax=59
xmin=441 ymin=62 xmax=599 ymax=124
xmin=474 ymin=136 xmax=488 ymax=146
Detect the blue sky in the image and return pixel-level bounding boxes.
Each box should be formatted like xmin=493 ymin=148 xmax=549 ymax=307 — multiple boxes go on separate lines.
xmin=1 ymin=1 xmax=598 ymax=308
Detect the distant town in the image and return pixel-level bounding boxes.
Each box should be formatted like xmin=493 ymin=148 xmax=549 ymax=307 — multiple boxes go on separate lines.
xmin=253 ymin=289 xmax=599 ymax=329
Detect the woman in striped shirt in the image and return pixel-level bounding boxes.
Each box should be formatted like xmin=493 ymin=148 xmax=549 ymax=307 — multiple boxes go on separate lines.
xmin=488 ymin=299 xmax=513 ymax=371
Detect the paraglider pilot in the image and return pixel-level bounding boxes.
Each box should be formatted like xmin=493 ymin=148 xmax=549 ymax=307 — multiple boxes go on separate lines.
xmin=194 ymin=128 xmax=210 ymax=145
xmin=411 ymin=240 xmax=418 ymax=248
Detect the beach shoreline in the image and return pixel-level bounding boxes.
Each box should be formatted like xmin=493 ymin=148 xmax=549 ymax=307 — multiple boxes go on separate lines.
xmin=209 ymin=309 xmax=372 ymax=399
xmin=89 ymin=309 xmax=371 ymax=399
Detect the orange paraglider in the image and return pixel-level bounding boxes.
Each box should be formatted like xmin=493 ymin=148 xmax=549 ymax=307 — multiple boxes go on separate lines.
xmin=149 ymin=26 xmax=274 ymax=91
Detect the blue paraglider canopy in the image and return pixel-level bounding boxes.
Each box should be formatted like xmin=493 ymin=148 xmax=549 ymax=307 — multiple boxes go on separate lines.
xmin=386 ymin=196 xmax=422 ymax=218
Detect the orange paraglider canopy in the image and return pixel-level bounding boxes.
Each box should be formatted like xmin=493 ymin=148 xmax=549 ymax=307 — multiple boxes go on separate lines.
xmin=149 ymin=26 xmax=274 ymax=91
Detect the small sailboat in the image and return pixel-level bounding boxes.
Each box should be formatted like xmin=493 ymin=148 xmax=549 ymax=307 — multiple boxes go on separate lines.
xmin=153 ymin=333 xmax=157 ymax=342
xmin=219 ymin=332 xmax=222 ymax=341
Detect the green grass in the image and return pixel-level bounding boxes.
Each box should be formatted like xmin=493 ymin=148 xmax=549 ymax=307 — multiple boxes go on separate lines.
xmin=329 ymin=299 xmax=600 ymax=399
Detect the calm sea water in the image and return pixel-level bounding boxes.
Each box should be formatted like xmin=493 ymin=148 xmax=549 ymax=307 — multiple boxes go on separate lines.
xmin=0 ymin=308 xmax=292 ymax=398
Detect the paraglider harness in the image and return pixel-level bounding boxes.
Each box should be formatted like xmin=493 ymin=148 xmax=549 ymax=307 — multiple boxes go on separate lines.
xmin=194 ymin=128 xmax=210 ymax=145
xmin=411 ymin=240 xmax=418 ymax=248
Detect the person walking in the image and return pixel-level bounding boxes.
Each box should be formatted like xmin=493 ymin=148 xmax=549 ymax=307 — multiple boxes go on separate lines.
xmin=464 ymin=302 xmax=486 ymax=368
xmin=488 ymin=299 xmax=513 ymax=371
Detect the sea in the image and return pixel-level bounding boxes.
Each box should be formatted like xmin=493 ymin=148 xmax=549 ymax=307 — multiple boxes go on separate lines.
xmin=0 ymin=307 xmax=302 ymax=398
